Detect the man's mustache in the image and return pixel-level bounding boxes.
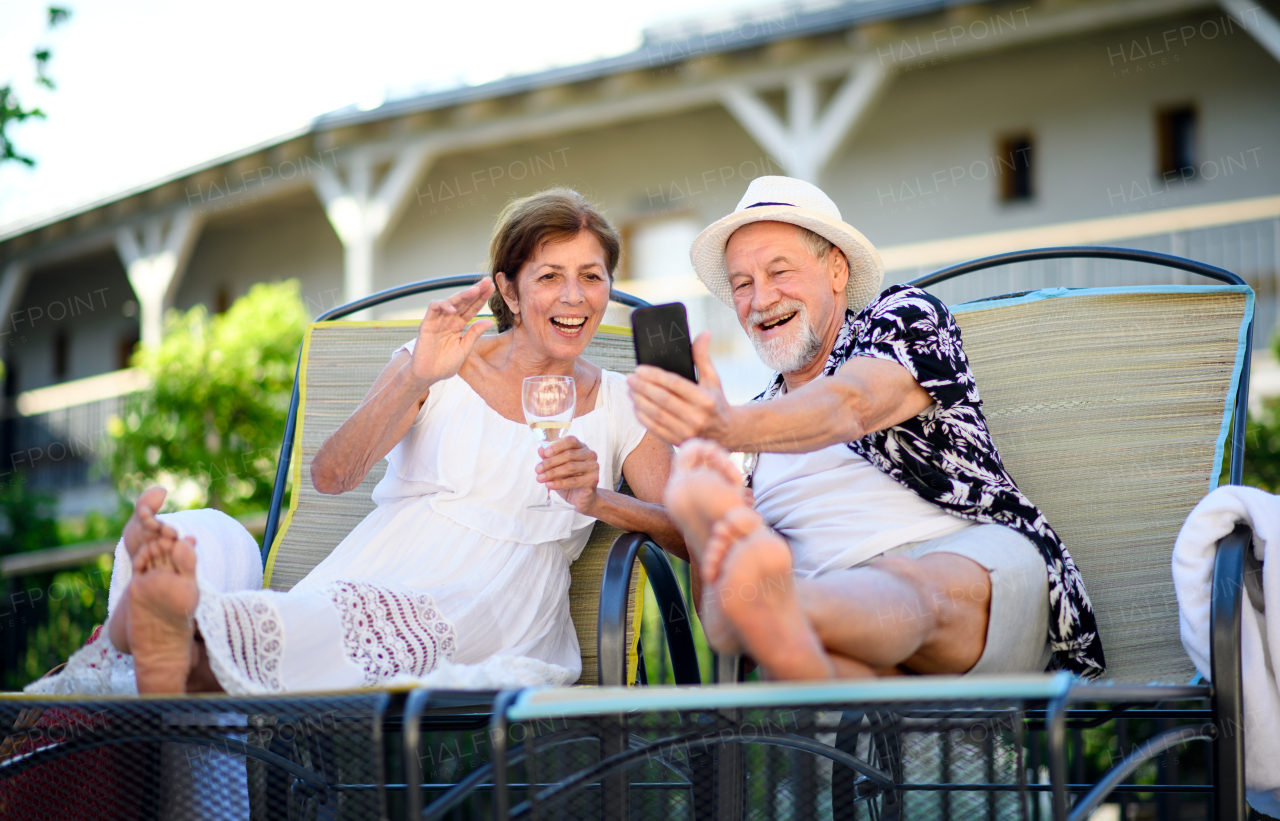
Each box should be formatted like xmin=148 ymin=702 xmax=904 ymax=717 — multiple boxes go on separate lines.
xmin=748 ymin=301 xmax=807 ymax=328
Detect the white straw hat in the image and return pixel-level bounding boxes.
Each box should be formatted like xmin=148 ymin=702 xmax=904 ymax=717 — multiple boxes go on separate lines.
xmin=690 ymin=176 xmax=884 ymax=312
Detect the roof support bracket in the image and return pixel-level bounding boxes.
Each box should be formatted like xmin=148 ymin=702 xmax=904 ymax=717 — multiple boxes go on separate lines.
xmin=115 ymin=208 xmax=202 ymax=348
xmin=1220 ymin=0 xmax=1280 ymax=64
xmin=720 ymin=57 xmax=886 ymax=184
xmin=312 ymin=141 xmax=435 ymax=313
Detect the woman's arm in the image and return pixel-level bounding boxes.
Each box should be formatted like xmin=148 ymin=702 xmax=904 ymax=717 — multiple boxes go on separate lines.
xmin=310 ymin=352 xmax=430 ymax=494
xmin=537 ymin=432 xmax=689 ymax=560
xmin=310 ymin=280 xmax=496 ymax=495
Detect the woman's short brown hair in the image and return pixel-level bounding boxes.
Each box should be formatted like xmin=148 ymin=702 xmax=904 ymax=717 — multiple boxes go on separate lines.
xmin=487 ymin=188 xmax=621 ymax=331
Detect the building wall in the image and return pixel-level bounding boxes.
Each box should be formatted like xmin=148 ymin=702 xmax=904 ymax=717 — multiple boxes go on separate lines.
xmin=830 ymin=7 xmax=1280 ymax=246
xmin=5 ymin=5 xmax=1278 ymax=405
xmin=8 ymin=250 xmax=138 ymax=394
xmin=177 ymin=189 xmax=344 ymax=317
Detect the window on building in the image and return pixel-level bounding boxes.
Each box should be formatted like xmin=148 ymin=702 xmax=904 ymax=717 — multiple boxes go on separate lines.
xmin=215 ymin=285 xmax=231 ymax=314
xmin=997 ymin=133 xmax=1034 ymax=203
xmin=1158 ymin=105 xmax=1197 ymax=180
xmin=53 ymin=331 xmax=69 ymax=381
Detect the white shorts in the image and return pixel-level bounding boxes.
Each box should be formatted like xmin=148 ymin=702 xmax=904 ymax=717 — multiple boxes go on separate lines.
xmin=859 ymin=524 xmax=1053 ymax=675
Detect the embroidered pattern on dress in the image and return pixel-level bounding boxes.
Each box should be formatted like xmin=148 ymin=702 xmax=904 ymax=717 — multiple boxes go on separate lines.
xmin=198 ymin=591 xmax=286 ymax=693
xmin=329 ymin=581 xmax=457 ymax=686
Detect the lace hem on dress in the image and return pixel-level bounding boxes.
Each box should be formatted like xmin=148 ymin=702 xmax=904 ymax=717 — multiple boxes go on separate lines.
xmin=329 ymin=581 xmax=457 ymax=686
xmin=195 ymin=581 xmax=285 ymax=696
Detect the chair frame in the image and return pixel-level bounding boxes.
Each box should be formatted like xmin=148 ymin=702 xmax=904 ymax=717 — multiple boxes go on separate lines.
xmin=565 ymin=246 xmax=1251 ymax=820
xmin=0 ymin=250 xmax=1252 ymax=821
xmin=904 ymin=246 xmax=1249 ymax=820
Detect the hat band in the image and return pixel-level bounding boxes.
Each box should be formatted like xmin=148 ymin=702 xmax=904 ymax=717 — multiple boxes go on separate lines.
xmin=746 ymin=201 xmax=794 ymax=208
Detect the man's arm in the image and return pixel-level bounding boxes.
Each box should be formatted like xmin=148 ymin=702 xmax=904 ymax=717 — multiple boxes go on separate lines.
xmin=627 ymin=333 xmax=933 ymax=452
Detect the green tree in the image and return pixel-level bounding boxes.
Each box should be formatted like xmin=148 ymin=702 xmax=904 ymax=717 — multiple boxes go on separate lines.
xmin=1244 ymin=332 xmax=1280 ymax=491
xmin=108 ymin=281 xmax=308 ymax=516
xmin=0 ymin=6 xmax=71 ymax=167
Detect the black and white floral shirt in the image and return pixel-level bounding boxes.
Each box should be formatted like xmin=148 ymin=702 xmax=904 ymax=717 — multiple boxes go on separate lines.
xmin=750 ymin=284 xmax=1105 ymax=679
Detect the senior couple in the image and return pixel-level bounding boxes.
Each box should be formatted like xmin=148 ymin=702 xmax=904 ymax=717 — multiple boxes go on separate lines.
xmin=32 ymin=177 xmax=1102 ymax=698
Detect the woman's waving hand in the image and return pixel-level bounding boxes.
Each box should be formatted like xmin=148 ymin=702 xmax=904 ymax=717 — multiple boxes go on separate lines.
xmin=311 ymin=279 xmax=496 ymax=495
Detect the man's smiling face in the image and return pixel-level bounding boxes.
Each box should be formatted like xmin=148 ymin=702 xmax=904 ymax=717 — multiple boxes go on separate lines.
xmin=724 ymin=221 xmax=848 ymax=375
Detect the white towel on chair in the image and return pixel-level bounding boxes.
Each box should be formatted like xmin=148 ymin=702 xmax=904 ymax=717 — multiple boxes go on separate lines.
xmin=1173 ymin=485 xmax=1280 ymax=815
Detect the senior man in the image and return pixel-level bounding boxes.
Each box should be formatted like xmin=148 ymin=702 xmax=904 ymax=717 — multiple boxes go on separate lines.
xmin=628 ymin=177 xmax=1103 ymax=680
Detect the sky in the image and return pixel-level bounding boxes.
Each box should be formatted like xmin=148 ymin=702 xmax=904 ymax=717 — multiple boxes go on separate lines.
xmin=0 ymin=0 xmax=756 ymax=229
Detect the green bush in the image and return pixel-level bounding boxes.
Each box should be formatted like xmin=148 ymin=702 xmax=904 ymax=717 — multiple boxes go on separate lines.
xmin=108 ymin=280 xmax=308 ymax=516
xmin=0 ymin=481 xmax=115 ymax=689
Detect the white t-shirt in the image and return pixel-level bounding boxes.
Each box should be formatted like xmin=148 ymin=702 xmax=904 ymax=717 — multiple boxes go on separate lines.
xmin=753 ymin=443 xmax=974 ymax=577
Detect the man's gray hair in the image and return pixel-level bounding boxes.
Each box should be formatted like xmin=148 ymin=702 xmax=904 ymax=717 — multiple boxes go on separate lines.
xmin=797 ymin=226 xmax=834 ymax=263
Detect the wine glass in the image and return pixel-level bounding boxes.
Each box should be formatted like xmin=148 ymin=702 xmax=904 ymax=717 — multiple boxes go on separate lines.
xmin=522 ymin=375 xmax=576 ymax=511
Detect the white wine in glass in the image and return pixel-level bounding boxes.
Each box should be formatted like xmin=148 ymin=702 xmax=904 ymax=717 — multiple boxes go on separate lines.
xmin=522 ymin=375 xmax=576 ymax=511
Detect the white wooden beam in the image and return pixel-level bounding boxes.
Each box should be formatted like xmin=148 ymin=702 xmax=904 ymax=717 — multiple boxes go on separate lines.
xmin=312 ymin=142 xmax=435 ymax=311
xmin=720 ymin=87 xmax=795 ymax=172
xmin=719 ymin=58 xmax=887 ymax=184
xmin=115 ymin=208 xmax=202 ymax=347
xmin=809 ymin=57 xmax=886 ymax=175
xmin=0 ymin=261 xmax=31 ymax=339
xmin=1220 ymin=0 xmax=1280 ymax=63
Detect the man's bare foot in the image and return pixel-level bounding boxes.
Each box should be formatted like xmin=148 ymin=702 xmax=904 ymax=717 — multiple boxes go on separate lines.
xmin=697 ymin=507 xmax=770 ymax=656
xmin=663 ymin=440 xmax=751 ymax=567
xmin=128 ymin=534 xmax=200 ymax=694
xmin=714 ymin=526 xmax=835 ymax=680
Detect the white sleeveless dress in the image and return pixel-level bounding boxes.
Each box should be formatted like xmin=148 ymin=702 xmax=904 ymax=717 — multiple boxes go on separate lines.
xmin=29 ymin=350 xmax=648 ymax=696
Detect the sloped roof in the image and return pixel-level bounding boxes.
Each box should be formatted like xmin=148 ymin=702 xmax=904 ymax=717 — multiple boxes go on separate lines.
xmin=0 ymin=0 xmax=991 ymax=241
xmin=315 ymin=0 xmax=964 ymax=129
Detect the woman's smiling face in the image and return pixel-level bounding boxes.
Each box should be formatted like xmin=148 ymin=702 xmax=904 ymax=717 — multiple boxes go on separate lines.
xmin=501 ymin=230 xmax=612 ymax=362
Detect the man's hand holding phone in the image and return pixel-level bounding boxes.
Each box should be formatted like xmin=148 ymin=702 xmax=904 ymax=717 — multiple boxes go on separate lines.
xmin=628 ymin=331 xmax=735 ymax=447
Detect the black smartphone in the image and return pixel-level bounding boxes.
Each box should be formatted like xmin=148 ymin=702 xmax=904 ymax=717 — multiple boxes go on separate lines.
xmin=631 ymin=303 xmax=698 ymax=383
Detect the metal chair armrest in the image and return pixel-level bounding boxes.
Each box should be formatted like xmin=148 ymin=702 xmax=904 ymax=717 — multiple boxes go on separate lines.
xmin=1210 ymin=522 xmax=1249 ymax=819
xmin=598 ymin=532 xmax=701 ymax=687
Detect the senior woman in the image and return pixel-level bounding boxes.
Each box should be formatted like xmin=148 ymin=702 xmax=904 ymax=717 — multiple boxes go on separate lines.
xmin=30 ymin=189 xmax=681 ymax=697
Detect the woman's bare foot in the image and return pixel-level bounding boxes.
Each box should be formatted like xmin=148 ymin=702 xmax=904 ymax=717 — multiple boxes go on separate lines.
xmin=110 ymin=487 xmax=182 ymax=653
xmin=714 ymin=526 xmax=835 ymax=680
xmin=122 ymin=487 xmax=178 ymax=558
xmin=128 ymin=534 xmax=200 ymax=694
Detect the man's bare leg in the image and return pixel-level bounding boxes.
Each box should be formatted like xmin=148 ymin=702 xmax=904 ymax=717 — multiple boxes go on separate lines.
xmin=664 ymin=442 xmax=832 ymax=676
xmin=798 ymin=553 xmax=991 ymax=674
xmin=663 ymin=442 xmax=755 ymax=654
xmin=128 ymin=533 xmax=201 ymax=694
xmin=713 ymin=523 xmax=837 ymax=678
xmin=667 ymin=441 xmax=991 ymax=680
xmin=108 ymin=487 xmax=180 ymax=653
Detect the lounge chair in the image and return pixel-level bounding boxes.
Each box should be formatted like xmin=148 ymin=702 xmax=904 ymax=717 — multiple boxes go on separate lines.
xmin=0 ymin=248 xmax=1253 ymax=821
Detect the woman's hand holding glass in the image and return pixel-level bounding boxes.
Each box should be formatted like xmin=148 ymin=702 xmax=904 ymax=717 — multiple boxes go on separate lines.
xmin=535 ymin=437 xmax=601 ymax=514
xmin=409 ymin=279 xmax=496 ymax=386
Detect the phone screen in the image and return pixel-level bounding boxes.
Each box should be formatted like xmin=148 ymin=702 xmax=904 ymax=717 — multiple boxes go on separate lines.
xmin=631 ymin=303 xmax=698 ymax=383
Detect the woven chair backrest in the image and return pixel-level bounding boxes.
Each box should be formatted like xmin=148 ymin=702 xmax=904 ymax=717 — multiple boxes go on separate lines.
xmin=949 ymin=285 xmax=1251 ymax=683
xmin=263 ymin=320 xmax=643 ymax=685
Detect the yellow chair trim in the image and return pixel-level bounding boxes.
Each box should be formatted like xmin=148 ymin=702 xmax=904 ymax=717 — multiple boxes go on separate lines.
xmin=262 ymin=323 xmax=318 ymax=589
xmin=627 ymin=564 xmax=648 ymax=686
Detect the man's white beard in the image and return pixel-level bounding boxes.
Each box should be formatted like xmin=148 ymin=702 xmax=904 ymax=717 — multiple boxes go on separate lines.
xmin=747 ymin=301 xmax=824 ymax=374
